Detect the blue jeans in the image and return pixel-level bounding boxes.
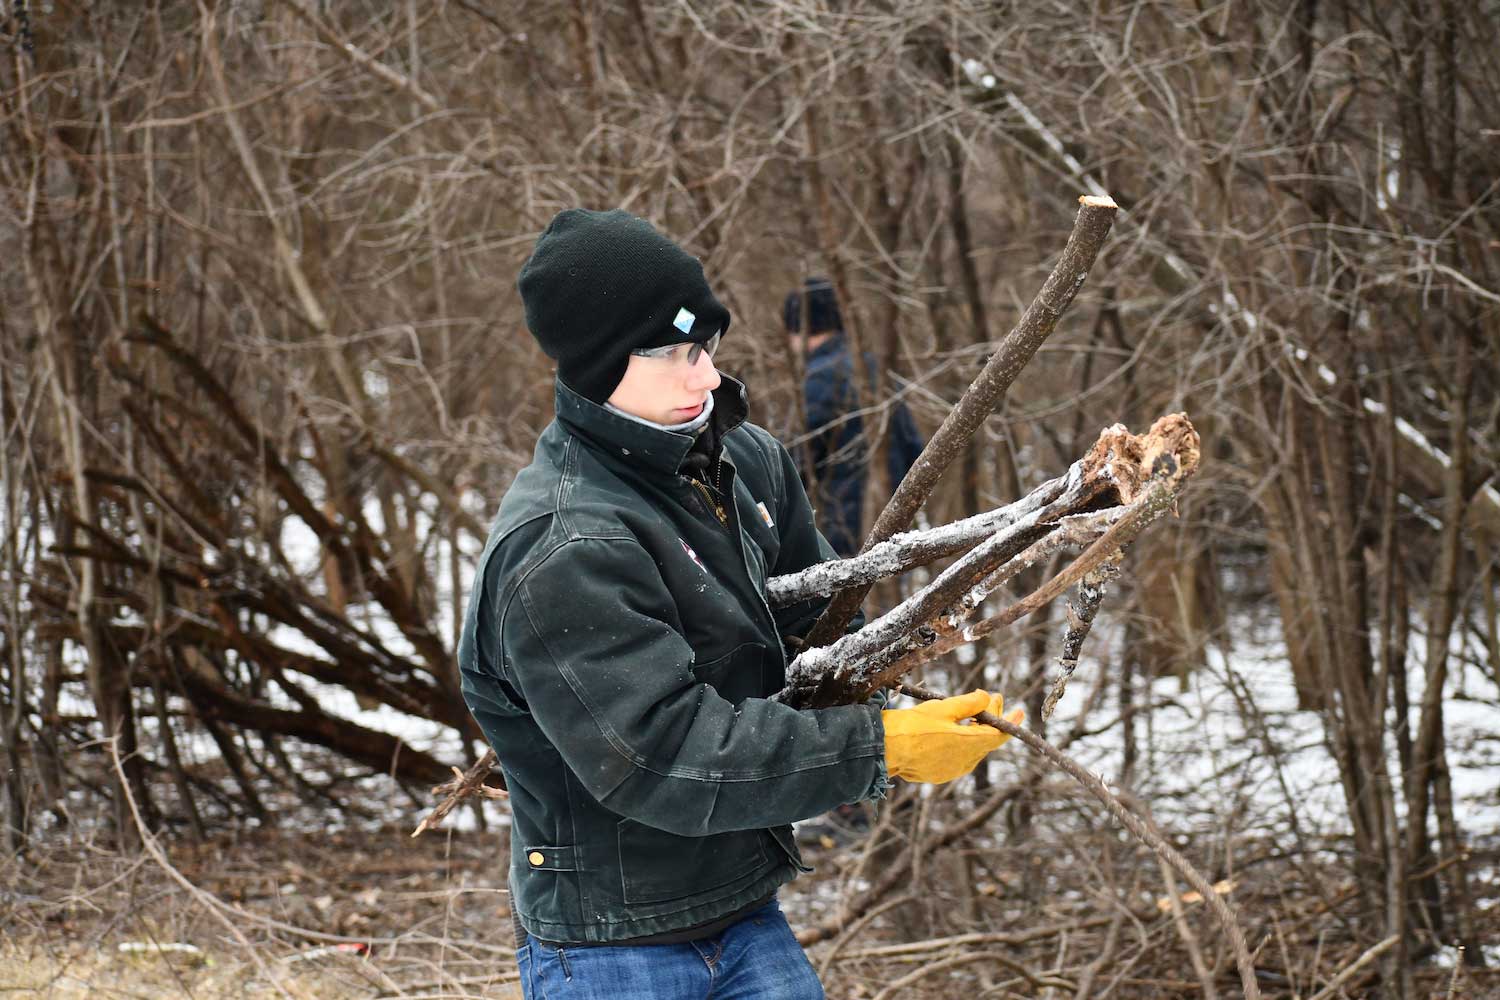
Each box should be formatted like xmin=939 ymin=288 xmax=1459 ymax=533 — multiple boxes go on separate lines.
xmin=516 ymin=898 xmax=824 ymax=999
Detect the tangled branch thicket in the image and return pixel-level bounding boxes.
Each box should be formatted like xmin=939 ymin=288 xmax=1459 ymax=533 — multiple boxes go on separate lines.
xmin=2 ymin=2 xmax=1498 ymax=996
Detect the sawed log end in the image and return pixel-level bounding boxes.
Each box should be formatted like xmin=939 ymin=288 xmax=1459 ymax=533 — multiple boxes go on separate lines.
xmin=1081 ymin=413 xmax=1200 ymax=504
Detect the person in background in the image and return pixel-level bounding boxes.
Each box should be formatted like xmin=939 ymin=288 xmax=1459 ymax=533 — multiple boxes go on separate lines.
xmin=459 ymin=210 xmax=1021 ymax=999
xmin=783 ymin=278 xmax=925 ymax=558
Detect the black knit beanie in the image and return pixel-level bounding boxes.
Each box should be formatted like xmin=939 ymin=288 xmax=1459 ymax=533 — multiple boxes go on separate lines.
xmin=517 ymin=209 xmax=731 ymax=403
xmin=782 ymin=277 xmax=843 ymax=334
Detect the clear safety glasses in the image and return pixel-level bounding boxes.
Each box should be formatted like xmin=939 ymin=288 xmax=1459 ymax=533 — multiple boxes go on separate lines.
xmin=630 ymin=331 xmax=721 ymax=367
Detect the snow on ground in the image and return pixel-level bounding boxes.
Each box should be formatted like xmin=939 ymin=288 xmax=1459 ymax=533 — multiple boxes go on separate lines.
xmin=1035 ymin=614 xmax=1500 ymax=842
xmin=156 ymin=596 xmax=1500 ymax=841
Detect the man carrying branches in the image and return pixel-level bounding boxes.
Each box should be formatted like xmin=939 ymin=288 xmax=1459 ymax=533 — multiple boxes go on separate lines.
xmin=439 ymin=194 xmax=1266 ymax=1000
xmin=456 ymin=209 xmax=1020 ymax=1000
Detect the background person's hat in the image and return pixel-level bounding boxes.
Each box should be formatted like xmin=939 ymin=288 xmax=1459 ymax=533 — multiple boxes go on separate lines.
xmin=782 ymin=276 xmax=843 ymax=335
xmin=517 ymin=208 xmax=731 ymax=403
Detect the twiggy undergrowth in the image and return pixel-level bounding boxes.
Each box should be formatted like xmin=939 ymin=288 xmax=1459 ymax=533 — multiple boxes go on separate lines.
xmin=5 ymin=805 xmax=1494 ymax=999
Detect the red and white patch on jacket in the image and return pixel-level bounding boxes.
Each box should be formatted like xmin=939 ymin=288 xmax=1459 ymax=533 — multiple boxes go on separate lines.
xmin=680 ymin=538 xmax=707 ymax=573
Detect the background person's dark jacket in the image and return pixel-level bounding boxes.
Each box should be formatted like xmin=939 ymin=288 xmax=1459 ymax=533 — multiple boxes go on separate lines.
xmin=800 ymin=335 xmax=925 ymax=557
xmin=458 ymin=376 xmax=887 ymax=945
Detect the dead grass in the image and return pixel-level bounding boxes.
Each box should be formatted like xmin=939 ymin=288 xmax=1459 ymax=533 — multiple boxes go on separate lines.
xmin=0 ymin=825 xmax=523 ymax=998
xmin=2 ymin=818 xmax=1494 ymax=998
xmin=0 ymin=938 xmax=429 ymax=999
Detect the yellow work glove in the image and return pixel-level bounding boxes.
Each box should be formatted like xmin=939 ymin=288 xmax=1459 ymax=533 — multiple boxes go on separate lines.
xmin=881 ymin=689 xmax=1024 ymax=784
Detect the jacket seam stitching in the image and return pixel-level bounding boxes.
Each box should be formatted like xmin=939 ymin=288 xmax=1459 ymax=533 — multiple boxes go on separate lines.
xmin=516 ymin=546 xmax=656 ymax=775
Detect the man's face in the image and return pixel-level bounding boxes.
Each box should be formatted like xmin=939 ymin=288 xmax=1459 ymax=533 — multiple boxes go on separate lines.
xmin=607 ymin=343 xmax=722 ymax=424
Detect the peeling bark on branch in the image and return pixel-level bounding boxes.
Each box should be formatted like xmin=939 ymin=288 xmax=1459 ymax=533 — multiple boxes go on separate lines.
xmin=765 ymin=470 xmax=1071 ymax=608
xmin=1042 ymin=564 xmax=1116 ymax=721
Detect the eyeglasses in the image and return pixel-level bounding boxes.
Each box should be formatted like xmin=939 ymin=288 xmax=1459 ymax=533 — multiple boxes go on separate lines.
xmin=630 ymin=331 xmax=721 ymax=367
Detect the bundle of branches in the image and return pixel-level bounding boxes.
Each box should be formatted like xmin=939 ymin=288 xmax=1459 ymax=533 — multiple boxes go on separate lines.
xmin=773 ymin=413 xmax=1200 ymax=712
xmin=408 ymin=413 xmax=1201 ymax=835
xmin=763 ymin=194 xmax=1254 ymax=996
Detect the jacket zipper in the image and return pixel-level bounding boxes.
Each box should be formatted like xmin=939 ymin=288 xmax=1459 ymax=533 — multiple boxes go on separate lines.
xmin=682 ymin=453 xmax=782 ymax=653
xmin=711 ymin=455 xmax=784 ymax=656
xmin=683 ymin=458 xmax=802 ymax=872
xmin=690 ymin=477 xmax=728 ymax=527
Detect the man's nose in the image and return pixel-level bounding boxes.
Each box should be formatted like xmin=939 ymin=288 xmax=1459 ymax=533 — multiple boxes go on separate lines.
xmin=687 ymin=351 xmax=721 ymax=390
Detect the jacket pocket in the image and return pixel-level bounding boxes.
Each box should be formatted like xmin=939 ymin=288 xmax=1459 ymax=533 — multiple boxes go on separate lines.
xmin=739 ymin=521 xmax=769 ymax=591
xmin=690 ymin=642 xmax=767 ymax=705
xmin=617 ymin=820 xmax=769 ymax=905
xmin=512 ymin=840 xmax=584 ymax=934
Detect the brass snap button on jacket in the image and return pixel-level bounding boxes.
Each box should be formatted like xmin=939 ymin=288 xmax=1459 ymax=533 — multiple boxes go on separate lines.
xmin=528 ymin=851 xmax=545 ymax=866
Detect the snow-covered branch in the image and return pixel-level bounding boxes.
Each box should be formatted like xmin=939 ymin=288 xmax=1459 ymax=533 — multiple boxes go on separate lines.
xmin=765 ymin=467 xmax=1076 ymax=608
xmin=777 ymin=414 xmax=1200 ymax=710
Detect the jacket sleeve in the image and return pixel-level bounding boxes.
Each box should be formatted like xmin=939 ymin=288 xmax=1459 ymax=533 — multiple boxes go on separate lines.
xmin=501 ymin=536 xmax=886 ymax=838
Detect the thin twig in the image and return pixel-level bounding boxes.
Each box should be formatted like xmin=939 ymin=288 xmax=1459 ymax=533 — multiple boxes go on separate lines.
xmin=833 ymin=925 xmax=1110 ymax=962
xmin=411 ymin=748 xmax=505 ymax=838
xmin=273 ymin=0 xmax=443 ymax=112
xmin=1043 ymin=563 xmax=1117 ymax=720
xmin=870 ymin=951 xmax=1075 ymax=1000
xmin=796 ymin=776 xmax=1033 ymax=947
xmin=814 ymin=891 xmax=916 ymax=979
xmin=1305 ymin=935 xmax=1401 ymax=1000
xmin=1444 ymin=946 xmax=1466 ymax=1000
xmin=1157 ymin=855 xmax=1220 ymax=1000
xmin=108 ymin=739 xmax=301 ymax=1000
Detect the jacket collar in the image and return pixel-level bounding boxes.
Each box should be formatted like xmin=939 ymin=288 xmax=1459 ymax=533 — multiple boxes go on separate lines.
xmin=554 ymin=375 xmax=750 ymax=477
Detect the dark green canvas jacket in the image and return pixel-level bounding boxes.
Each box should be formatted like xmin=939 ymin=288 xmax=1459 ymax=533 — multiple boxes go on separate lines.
xmin=458 ymin=377 xmax=887 ymax=944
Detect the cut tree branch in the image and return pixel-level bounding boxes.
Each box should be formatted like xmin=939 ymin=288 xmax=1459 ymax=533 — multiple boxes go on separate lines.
xmin=411 ymin=748 xmax=505 ymax=838
xmin=780 ymin=414 xmax=1199 ymax=708
xmin=765 ymin=468 xmax=1074 ymax=608
xmin=1042 ymin=564 xmax=1116 ymax=720
xmin=801 ymin=194 xmax=1119 ymax=651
